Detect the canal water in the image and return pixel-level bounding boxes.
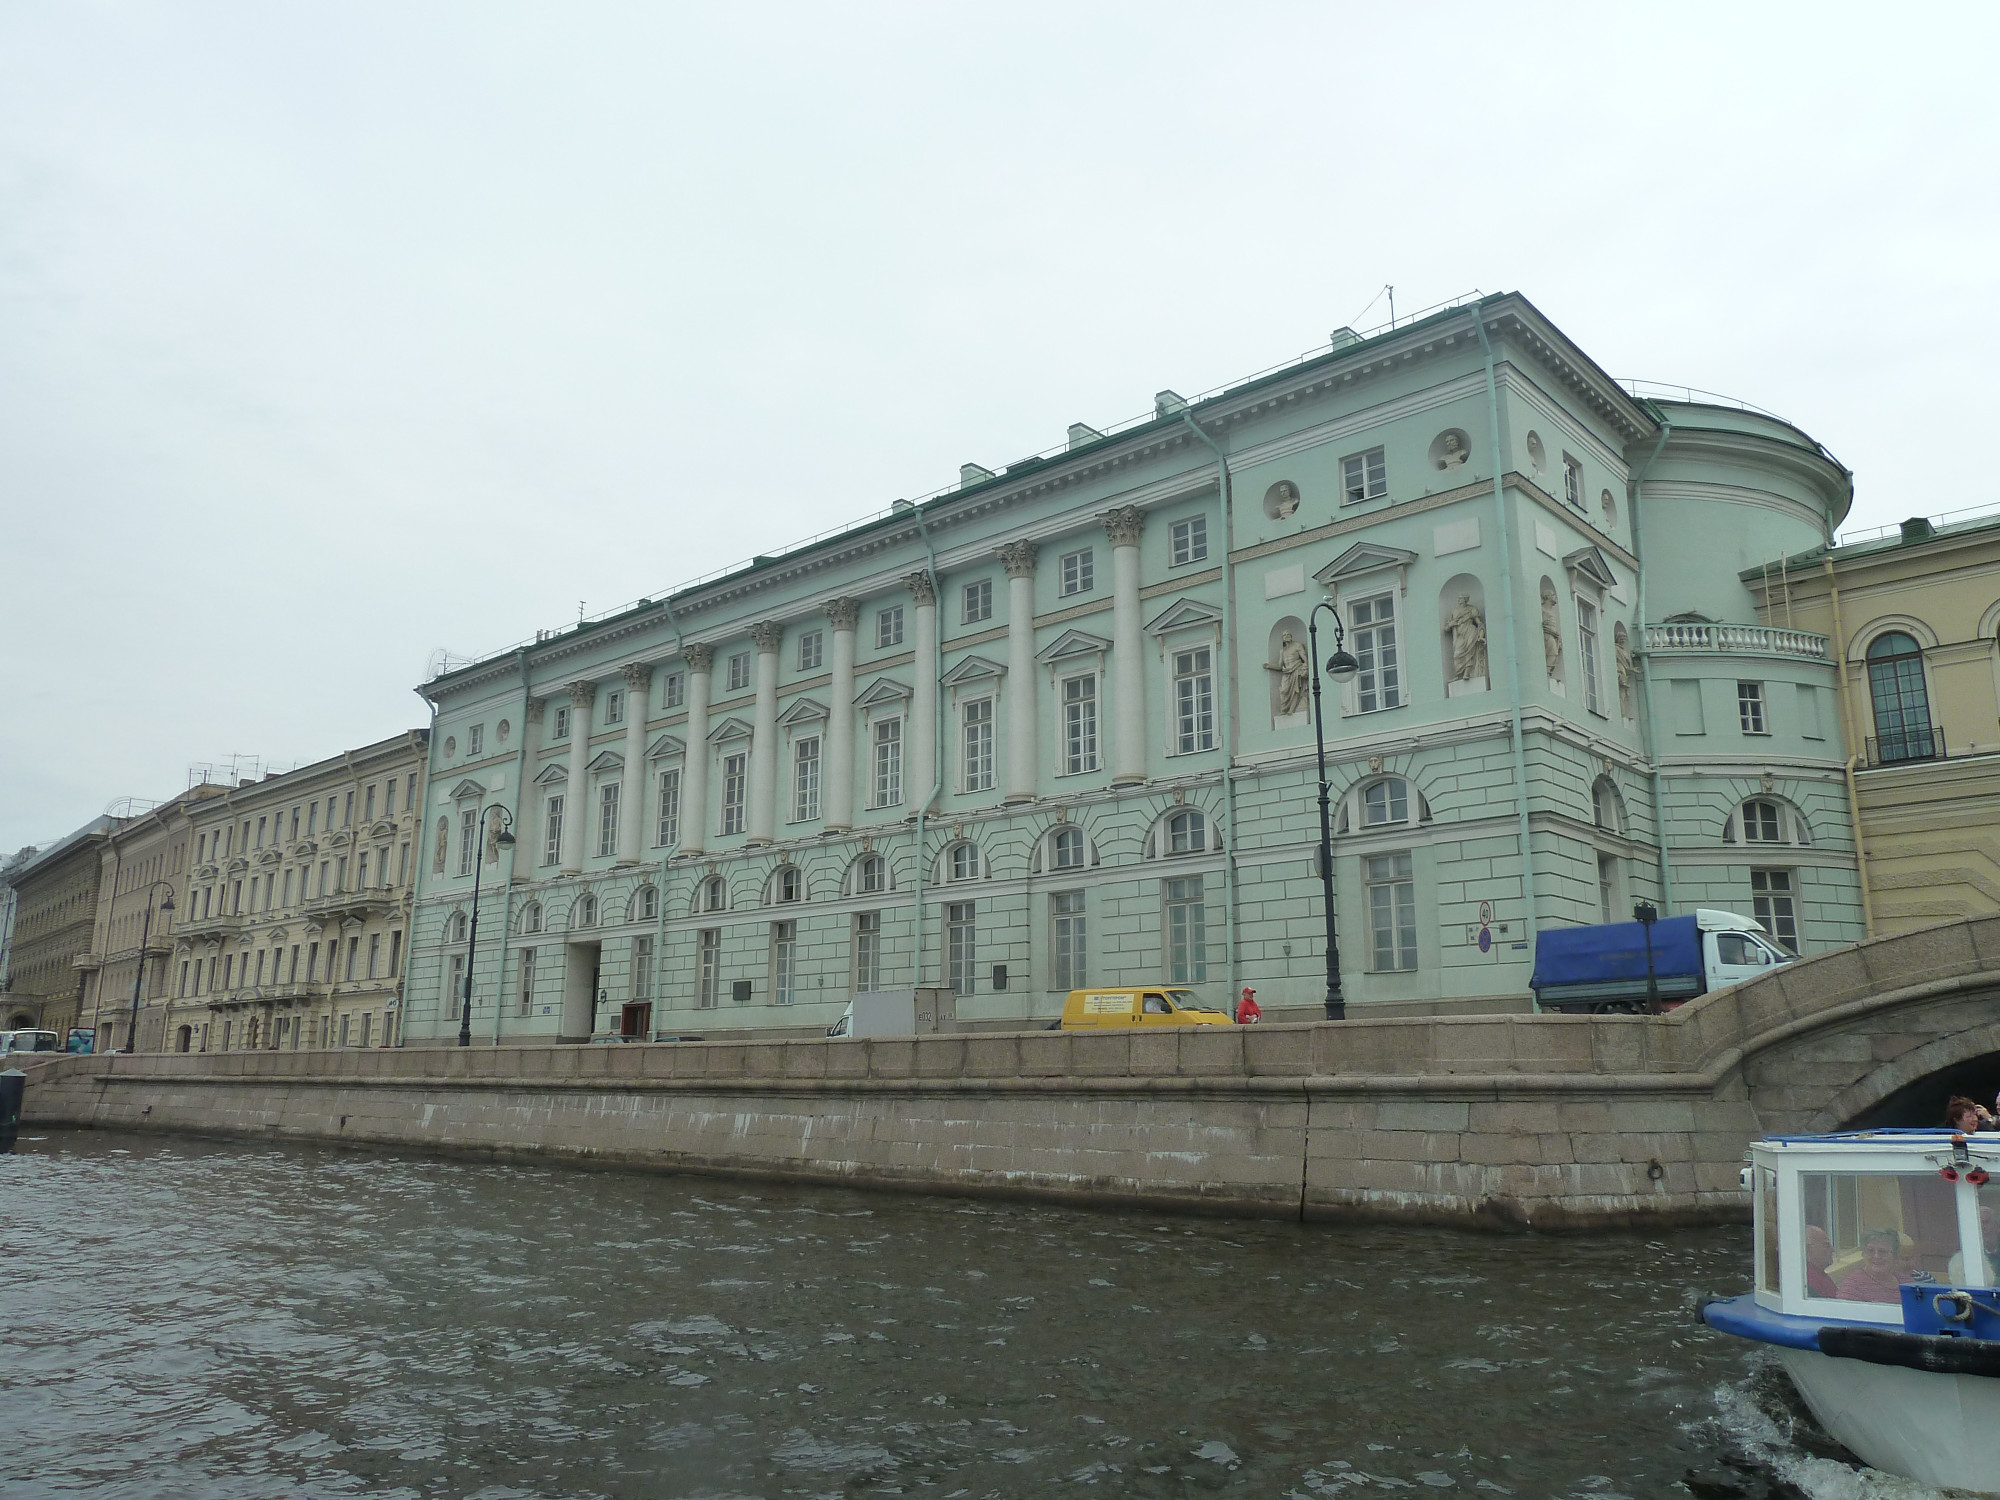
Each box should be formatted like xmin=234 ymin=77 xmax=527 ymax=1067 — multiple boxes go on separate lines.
xmin=4 ymin=1131 xmax=1951 ymax=1499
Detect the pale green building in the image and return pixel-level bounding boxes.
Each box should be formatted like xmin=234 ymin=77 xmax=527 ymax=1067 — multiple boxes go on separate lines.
xmin=404 ymin=292 xmax=1859 ymax=1042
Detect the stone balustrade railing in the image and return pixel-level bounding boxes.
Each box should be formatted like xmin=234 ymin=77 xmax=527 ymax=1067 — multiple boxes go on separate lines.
xmin=1643 ymin=622 xmax=1829 ymax=659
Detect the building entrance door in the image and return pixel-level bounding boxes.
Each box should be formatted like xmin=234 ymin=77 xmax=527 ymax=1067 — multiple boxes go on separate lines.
xmin=561 ymin=942 xmax=601 ymax=1041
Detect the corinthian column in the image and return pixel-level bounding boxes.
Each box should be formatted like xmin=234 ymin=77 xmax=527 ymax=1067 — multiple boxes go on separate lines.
xmin=748 ymin=623 xmax=782 ymax=844
xmin=560 ymin=680 xmax=597 ymax=872
xmin=907 ymin=570 xmax=938 ymax=808
xmin=679 ymin=645 xmax=713 ymax=856
xmin=825 ymin=599 xmax=859 ymax=830
xmin=511 ymin=696 xmax=544 ymax=883
xmin=997 ymin=541 xmax=1039 ymax=802
xmin=1103 ymin=505 xmax=1147 ymax=785
xmin=615 ymin=663 xmax=651 ymax=864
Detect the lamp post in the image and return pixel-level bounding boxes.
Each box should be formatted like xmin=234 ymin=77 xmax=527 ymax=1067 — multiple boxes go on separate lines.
xmin=459 ymin=806 xmax=516 ymax=1047
xmin=1633 ymin=900 xmax=1661 ymax=1014
xmin=1307 ymin=598 xmax=1362 ymax=1021
xmin=124 ymin=882 xmax=176 ymax=1054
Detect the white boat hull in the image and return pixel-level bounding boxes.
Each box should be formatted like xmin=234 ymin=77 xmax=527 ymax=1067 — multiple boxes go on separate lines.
xmin=1777 ymin=1345 xmax=2000 ymax=1494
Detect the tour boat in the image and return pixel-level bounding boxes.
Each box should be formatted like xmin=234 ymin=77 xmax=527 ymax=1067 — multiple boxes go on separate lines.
xmin=1703 ymin=1129 xmax=2000 ymax=1493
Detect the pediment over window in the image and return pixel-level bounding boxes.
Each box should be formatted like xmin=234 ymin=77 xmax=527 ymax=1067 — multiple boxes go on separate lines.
xmin=707 ymin=716 xmax=753 ymax=743
xmin=585 ymin=750 xmax=625 ymax=774
xmin=645 ymin=733 xmax=685 ymax=760
xmin=1145 ymin=598 xmax=1223 ymax=636
xmin=939 ymin=655 xmax=1006 ymax=687
xmin=325 ymin=830 xmax=353 ymax=849
xmin=777 ymin=697 xmax=828 ymax=727
xmin=286 ymin=841 xmax=314 ymax=859
xmin=1313 ymin=542 xmax=1419 ymax=595
xmin=448 ymin=778 xmax=488 ymax=802
xmin=1562 ymin=546 xmax=1618 ymax=590
xmin=853 ymin=678 xmax=912 ymax=709
xmin=255 ymin=848 xmax=282 ymax=866
xmin=1037 ymin=629 xmax=1112 ymax=665
xmin=226 ymin=857 xmax=249 ymax=873
xmin=531 ymin=763 xmax=569 ymax=786
xmin=367 ymin=819 xmax=396 ymax=839
xmin=195 ymin=863 xmax=219 ymax=880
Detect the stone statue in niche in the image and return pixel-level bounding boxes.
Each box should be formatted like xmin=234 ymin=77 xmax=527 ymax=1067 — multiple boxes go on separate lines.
xmin=1540 ymin=579 xmax=1564 ymax=679
xmin=1436 ymin=431 xmax=1469 ymax=470
xmin=1265 ymin=630 xmax=1311 ymax=716
xmin=1268 ymin=482 xmax=1300 ymax=520
xmin=1614 ymin=625 xmax=1636 ymax=717
xmin=433 ymin=816 xmax=449 ymax=875
xmin=1445 ymin=595 xmax=1487 ymax=681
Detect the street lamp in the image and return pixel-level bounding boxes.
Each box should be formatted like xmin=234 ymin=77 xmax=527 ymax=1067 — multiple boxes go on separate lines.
xmin=459 ymin=805 xmax=516 ymax=1047
xmin=1632 ymin=900 xmax=1661 ymax=1014
xmin=1307 ymin=598 xmax=1362 ymax=1021
xmin=124 ymin=882 xmax=176 ymax=1054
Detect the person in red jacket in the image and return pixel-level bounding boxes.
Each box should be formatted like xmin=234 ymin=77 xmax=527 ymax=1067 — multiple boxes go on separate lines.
xmin=1236 ymin=987 xmax=1262 ymax=1025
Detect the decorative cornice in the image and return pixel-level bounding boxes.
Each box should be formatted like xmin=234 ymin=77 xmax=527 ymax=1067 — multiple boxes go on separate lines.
xmin=996 ymin=541 xmax=1039 ymax=579
xmin=826 ymin=597 xmax=860 ymax=631
xmin=751 ymin=621 xmax=784 ymax=653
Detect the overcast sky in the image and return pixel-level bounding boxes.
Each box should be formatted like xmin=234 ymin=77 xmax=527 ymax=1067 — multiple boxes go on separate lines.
xmin=4 ymin=2 xmax=1996 ymax=855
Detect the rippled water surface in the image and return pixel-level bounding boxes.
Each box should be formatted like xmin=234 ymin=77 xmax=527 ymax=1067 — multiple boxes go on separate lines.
xmin=3 ymin=1130 xmax=1956 ymax=1498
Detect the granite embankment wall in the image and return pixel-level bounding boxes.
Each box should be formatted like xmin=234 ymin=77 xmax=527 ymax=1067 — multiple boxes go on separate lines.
xmin=21 ymin=918 xmax=2000 ymax=1228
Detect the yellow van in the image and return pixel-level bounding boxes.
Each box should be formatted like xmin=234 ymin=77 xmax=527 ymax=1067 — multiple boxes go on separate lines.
xmin=1057 ymin=987 xmax=1233 ymax=1029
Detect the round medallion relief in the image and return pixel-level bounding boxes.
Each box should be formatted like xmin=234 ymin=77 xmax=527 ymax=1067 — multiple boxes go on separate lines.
xmin=1524 ymin=431 xmax=1547 ymax=472
xmin=497 ymin=719 xmax=512 ymax=744
xmin=443 ymin=736 xmax=457 ymax=757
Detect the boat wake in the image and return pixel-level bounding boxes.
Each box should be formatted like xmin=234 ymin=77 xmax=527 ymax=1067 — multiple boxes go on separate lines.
xmin=1695 ymin=1366 xmax=1970 ymax=1500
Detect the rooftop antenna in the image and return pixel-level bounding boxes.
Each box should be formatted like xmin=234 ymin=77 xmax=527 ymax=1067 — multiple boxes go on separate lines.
xmin=1387 ymin=284 xmax=1396 ymax=329
xmin=578 ymin=600 xmax=586 ymax=623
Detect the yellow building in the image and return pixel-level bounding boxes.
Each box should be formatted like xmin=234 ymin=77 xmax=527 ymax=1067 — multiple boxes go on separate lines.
xmin=1750 ymin=511 xmax=2000 ymax=933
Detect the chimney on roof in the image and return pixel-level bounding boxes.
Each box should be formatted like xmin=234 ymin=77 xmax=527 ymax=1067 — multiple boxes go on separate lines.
xmin=960 ymin=462 xmax=995 ymax=487
xmin=1067 ymin=422 xmax=1104 ymax=449
xmin=1329 ymin=327 xmax=1363 ymax=349
xmin=1901 ymin=516 xmax=1935 ymax=543
xmin=239 ymin=778 xmax=256 ymax=788
xmin=1154 ymin=390 xmax=1187 ymax=418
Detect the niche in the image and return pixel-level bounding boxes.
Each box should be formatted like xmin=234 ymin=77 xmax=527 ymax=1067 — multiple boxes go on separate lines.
xmin=1263 ymin=480 xmax=1302 ymax=523
xmin=1438 ymin=575 xmax=1488 ymax=698
xmin=1525 ymin=430 xmax=1547 ymax=473
xmin=1267 ymin=616 xmax=1311 ymax=728
xmin=1428 ymin=429 xmax=1472 ymax=472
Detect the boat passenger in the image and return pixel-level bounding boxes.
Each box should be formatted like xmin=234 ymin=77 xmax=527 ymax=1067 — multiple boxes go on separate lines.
xmin=1836 ymin=1228 xmax=1907 ymax=1303
xmin=1944 ymin=1095 xmax=1995 ymax=1132
xmin=1804 ymin=1225 xmax=1839 ymax=1298
xmin=1946 ymin=1206 xmax=2000 ymax=1285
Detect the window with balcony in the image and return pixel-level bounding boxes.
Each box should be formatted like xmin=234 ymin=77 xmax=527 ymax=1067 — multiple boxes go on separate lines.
xmin=1865 ymin=631 xmax=1936 ymax=762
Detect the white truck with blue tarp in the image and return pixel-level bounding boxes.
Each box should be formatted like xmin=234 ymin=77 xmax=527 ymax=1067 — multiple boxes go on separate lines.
xmin=1530 ymin=908 xmax=1794 ymax=1014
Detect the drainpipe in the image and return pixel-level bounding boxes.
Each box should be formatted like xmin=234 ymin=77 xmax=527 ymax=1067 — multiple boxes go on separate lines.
xmin=1470 ymin=307 xmax=1539 ymax=992
xmin=894 ymin=500 xmax=945 ymax=990
xmin=1628 ymin=417 xmax=1676 ymax=913
xmin=491 ymin=648 xmax=533 ymax=1045
xmin=1823 ymin=556 xmax=1876 ymax=937
xmin=1179 ymin=413 xmax=1242 ymax=1000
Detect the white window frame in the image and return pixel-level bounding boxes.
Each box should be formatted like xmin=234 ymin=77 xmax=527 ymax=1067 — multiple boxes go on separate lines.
xmin=1738 ymin=680 xmax=1768 ymax=735
xmin=1169 ymin=515 xmax=1208 ymax=566
xmin=1345 ymin=590 xmax=1403 ymax=714
xmin=1164 ymin=875 xmax=1206 ymax=983
xmin=596 ymin=782 xmax=620 ymax=858
xmin=876 ymin=607 xmax=904 ymax=649
xmin=518 ymin=946 xmax=536 ymax=1014
xmin=1752 ymin=868 xmax=1799 ymax=952
xmin=720 ymin=752 xmax=747 ymax=836
xmin=1361 ymin=778 xmax=1411 ymax=828
xmin=457 ymin=807 xmax=477 ymax=876
xmin=1365 ymin=851 xmax=1418 ymax=972
xmin=726 ymin=652 xmax=751 ymax=693
xmin=697 ymin=929 xmax=720 ymax=1008
xmin=662 ymin=672 xmax=684 ymax=709
xmin=632 ymin=934 xmax=654 ymax=1002
xmin=1051 ymin=826 xmax=1086 ymax=871
xmin=961 ymin=696 xmax=995 ymax=793
xmin=605 ymin=689 xmax=624 ymax=726
xmin=792 ymin=735 xmax=822 ymax=823
xmin=1059 ymin=547 xmax=1094 ymax=597
xmin=467 ymin=724 xmax=484 ymax=757
xmin=1060 ymin=671 xmax=1100 ymax=775
xmin=771 ymin=921 xmax=796 ymax=1004
xmin=947 ymin=901 xmax=976 ymax=996
xmin=553 ymin=705 xmax=570 ymax=739
xmin=797 ymin=631 xmax=823 ymax=672
xmin=854 ymin=911 xmax=881 ymax=991
xmin=655 ymin=767 xmax=681 ymax=848
xmin=872 ymin=718 xmax=904 ymax=808
xmin=1052 ymin=888 xmax=1086 ymax=991
xmin=1562 ymin=453 xmax=1584 ymax=510
xmin=961 ymin=579 xmax=992 ymax=625
xmin=1576 ymin=596 xmax=1604 ymax=716
xmin=1341 ymin=447 xmax=1387 ymax=505
xmin=1170 ymin=645 xmax=1215 ymax=755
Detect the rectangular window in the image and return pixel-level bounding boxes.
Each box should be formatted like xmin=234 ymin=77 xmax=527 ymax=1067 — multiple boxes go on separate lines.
xmin=876 ymin=607 xmax=904 ymax=649
xmin=797 ymin=631 xmax=823 ymax=672
xmin=1052 ymin=889 xmax=1086 ymax=990
xmin=1563 ymin=453 xmax=1584 ymax=510
xmin=338 ymin=1014 xmax=351 ymax=1048
xmin=357 ymin=853 xmax=369 ymax=889
xmin=961 ymin=699 xmax=995 ymax=792
xmin=254 ymin=950 xmax=266 ymax=987
xmin=1173 ymin=646 xmax=1215 ymax=753
xmin=1342 ymin=447 xmax=1387 ymax=504
xmin=1350 ymin=593 xmax=1401 ymax=712
xmin=365 ymin=784 xmax=378 ymax=820
xmin=1577 ymin=597 xmax=1603 ymax=715
xmin=467 ymin=722 xmax=484 ymax=758
xmin=1170 ymin=515 xmax=1207 ymax=566
xmin=367 ymin=933 xmax=381 ymax=980
xmin=726 ymin=652 xmax=750 ymax=693
xmin=383 ymin=781 xmax=394 ymax=817
xmin=305 ymin=804 xmax=318 ymax=837
xmin=1062 ymin=674 xmax=1099 ymax=774
xmin=178 ymin=960 xmax=189 ymax=998
xmin=872 ymin=719 xmax=903 ymax=808
xmin=961 ymin=579 xmax=992 ymax=624
xmin=592 ymin=788 xmax=616 ymax=856
xmin=554 ymin=705 xmax=571 ymax=739
xmin=698 ymin=929 xmax=720 ymax=1008
xmin=359 ymin=1013 xmax=372 ymax=1048
xmin=445 ymin=956 xmax=463 ymax=1014
xmin=604 ymin=690 xmax=623 ymax=726
xmin=854 ymin=911 xmax=880 ymax=992
xmin=344 ymin=792 xmax=353 ymax=826
xmin=633 ymin=935 xmax=654 ymax=1002
xmin=542 ymin=794 xmax=564 ymax=867
xmin=306 ymin=942 xmax=319 ymax=981
xmin=406 ymin=773 xmax=417 ymax=809
xmin=256 ymin=815 xmax=267 ymax=848
xmin=397 ymin=842 xmax=409 ymax=884
xmin=663 ymin=672 xmax=684 ymax=709
xmin=792 ymin=736 xmax=821 ymax=822
xmin=947 ymin=902 xmax=976 ymax=997
xmin=1060 ymin=547 xmax=1094 ymax=596
xmin=388 ymin=930 xmax=401 ymax=975
xmin=1366 ymin=852 xmax=1418 ymax=971
xmin=1165 ymin=875 xmax=1207 ymax=983
xmin=345 ymin=937 xmax=360 ymax=981
xmin=1752 ymin=869 xmax=1798 ymax=952
xmin=519 ymin=947 xmax=536 ymax=1014
xmin=281 ymin=869 xmax=294 ymax=907
xmin=458 ymin=809 xmax=477 ymax=876
xmin=656 ymin=768 xmax=682 ymax=847
xmin=287 ymin=945 xmax=300 ymax=982
xmin=721 ymin=752 xmax=747 ymax=835
xmin=1738 ymin=681 xmax=1767 ymax=734
xmin=1598 ymin=854 xmax=1618 ymax=924
xmin=335 ymin=855 xmax=347 ymax=892
xmin=771 ymin=922 xmax=796 ymax=1004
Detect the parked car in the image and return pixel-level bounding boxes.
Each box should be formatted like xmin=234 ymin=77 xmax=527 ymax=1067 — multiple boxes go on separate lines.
xmin=1056 ymin=987 xmax=1233 ymax=1030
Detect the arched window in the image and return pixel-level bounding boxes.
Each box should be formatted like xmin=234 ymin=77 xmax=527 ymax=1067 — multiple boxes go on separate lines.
xmin=1362 ymin=778 xmax=1409 ymax=827
xmin=448 ymin=911 xmax=468 ymax=943
xmin=574 ymin=893 xmax=597 ymax=928
xmin=700 ymin=875 xmax=727 ymax=913
xmin=1591 ymin=777 xmax=1624 ymax=834
xmin=769 ymin=866 xmax=802 ymax=904
xmin=852 ymin=854 xmax=888 ymax=895
xmin=519 ymin=902 xmax=542 ymax=935
xmin=1722 ymin=797 xmax=1810 ymax=847
xmin=631 ymin=886 xmax=658 ymax=922
xmin=947 ymin=842 xmax=982 ymax=882
xmin=1051 ymin=826 xmax=1086 ymax=872
xmin=1165 ymin=809 xmax=1206 ymax=856
xmin=1866 ymin=632 xmax=1935 ymax=762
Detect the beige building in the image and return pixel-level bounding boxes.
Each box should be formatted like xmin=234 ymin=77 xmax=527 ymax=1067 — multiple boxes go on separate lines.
xmin=77 ymin=788 xmax=226 ymax=1051
xmin=2 ymin=817 xmax=117 ymax=1038
xmin=166 ymin=731 xmax=429 ymax=1053
xmin=1750 ymin=510 xmax=2000 ymax=934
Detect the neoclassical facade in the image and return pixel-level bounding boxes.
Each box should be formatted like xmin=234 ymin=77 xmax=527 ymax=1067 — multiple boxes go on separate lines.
xmin=405 ymin=292 xmax=1864 ymax=1044
xmin=2 ymin=816 xmax=119 ymax=1038
xmin=165 ymin=732 xmax=429 ymax=1053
